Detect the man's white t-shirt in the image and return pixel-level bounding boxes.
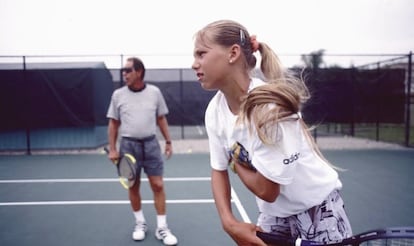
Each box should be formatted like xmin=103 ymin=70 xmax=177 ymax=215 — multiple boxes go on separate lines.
xmin=107 ymin=84 xmax=168 ymax=139
xmin=205 ymin=78 xmax=342 ymax=218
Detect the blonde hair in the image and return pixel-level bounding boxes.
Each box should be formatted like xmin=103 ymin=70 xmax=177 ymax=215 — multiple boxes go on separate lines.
xmin=195 ymin=20 xmax=257 ymax=72
xmin=198 ymin=19 xmax=340 ymax=169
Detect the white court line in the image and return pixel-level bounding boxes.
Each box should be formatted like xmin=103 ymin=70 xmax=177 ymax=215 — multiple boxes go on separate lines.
xmin=0 ymin=199 xmax=216 ymax=206
xmin=0 ymin=176 xmax=214 ymax=206
xmin=231 ymin=186 xmax=252 ymax=223
xmin=0 ymin=176 xmax=252 ymax=224
xmin=0 ymin=177 xmax=211 ymax=183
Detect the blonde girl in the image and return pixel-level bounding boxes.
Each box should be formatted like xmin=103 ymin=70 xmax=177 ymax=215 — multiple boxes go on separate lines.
xmin=192 ymin=20 xmax=352 ymax=245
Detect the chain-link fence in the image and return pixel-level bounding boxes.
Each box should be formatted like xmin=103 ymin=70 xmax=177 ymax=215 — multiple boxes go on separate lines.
xmin=0 ymin=52 xmax=412 ymax=153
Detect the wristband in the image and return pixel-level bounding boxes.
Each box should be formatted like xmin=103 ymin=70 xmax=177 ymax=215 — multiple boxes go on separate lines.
xmin=166 ymin=140 xmax=172 ymax=144
xmin=228 ymin=142 xmax=256 ymax=173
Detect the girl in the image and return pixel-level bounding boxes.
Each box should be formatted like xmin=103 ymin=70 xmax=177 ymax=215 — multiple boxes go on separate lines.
xmin=192 ymin=20 xmax=352 ymax=245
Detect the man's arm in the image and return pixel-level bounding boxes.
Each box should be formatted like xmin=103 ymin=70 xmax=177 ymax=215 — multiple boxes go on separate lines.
xmin=156 ymin=115 xmax=172 ymax=158
xmin=107 ymin=118 xmax=121 ymax=161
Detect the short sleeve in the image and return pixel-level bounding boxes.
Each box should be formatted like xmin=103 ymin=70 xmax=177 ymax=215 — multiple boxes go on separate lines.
xmin=156 ymin=87 xmax=169 ymax=116
xmin=205 ymin=99 xmax=230 ymax=171
xmin=107 ymin=91 xmax=120 ymax=120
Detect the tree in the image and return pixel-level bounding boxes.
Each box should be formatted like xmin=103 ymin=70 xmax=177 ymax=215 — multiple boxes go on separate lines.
xmin=301 ymin=49 xmax=325 ymax=69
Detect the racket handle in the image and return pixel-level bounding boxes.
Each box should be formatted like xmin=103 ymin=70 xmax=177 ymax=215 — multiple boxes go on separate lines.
xmin=103 ymin=147 xmax=109 ymax=154
xmin=104 ymin=147 xmax=119 ymax=165
xmin=256 ymin=231 xmax=297 ymax=246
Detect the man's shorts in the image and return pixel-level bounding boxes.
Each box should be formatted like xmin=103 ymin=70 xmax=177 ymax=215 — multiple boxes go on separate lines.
xmin=120 ymin=136 xmax=164 ymax=177
xmin=257 ymin=190 xmax=353 ymax=243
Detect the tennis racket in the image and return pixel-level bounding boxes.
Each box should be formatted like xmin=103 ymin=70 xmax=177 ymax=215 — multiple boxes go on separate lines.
xmin=104 ymin=147 xmax=137 ymax=189
xmin=257 ymin=227 xmax=414 ymax=246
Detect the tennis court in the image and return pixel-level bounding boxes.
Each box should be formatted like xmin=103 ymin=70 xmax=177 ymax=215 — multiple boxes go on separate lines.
xmin=0 ymin=147 xmax=413 ymax=245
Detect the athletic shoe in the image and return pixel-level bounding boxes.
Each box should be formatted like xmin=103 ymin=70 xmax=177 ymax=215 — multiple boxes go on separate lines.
xmin=132 ymin=222 xmax=147 ymax=241
xmin=155 ymin=227 xmax=178 ymax=245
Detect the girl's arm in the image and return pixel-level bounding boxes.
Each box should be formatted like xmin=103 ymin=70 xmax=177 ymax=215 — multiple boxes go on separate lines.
xmin=235 ymin=164 xmax=280 ymax=202
xmin=211 ymin=169 xmax=234 ymax=227
xmin=211 ymin=169 xmax=266 ymax=245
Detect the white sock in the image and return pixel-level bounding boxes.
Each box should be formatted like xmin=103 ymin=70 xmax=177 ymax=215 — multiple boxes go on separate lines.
xmin=133 ymin=210 xmax=146 ymax=223
xmin=157 ymin=214 xmax=167 ymax=228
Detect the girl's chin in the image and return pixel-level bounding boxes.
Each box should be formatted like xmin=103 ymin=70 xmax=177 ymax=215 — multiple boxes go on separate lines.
xmin=200 ymin=83 xmax=217 ymax=91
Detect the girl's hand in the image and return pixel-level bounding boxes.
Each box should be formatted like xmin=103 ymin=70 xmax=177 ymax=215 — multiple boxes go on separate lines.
xmin=225 ymin=221 xmax=267 ymax=246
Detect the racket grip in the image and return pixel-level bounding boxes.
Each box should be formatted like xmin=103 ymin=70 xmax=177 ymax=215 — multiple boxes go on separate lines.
xmin=103 ymin=147 xmax=109 ymax=154
xmin=256 ymin=231 xmax=296 ymax=246
xmin=104 ymin=147 xmax=118 ymax=165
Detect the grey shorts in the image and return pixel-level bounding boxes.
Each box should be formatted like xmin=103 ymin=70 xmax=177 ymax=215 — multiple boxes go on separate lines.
xmin=257 ymin=190 xmax=353 ymax=243
xmin=120 ymin=136 xmax=164 ymax=177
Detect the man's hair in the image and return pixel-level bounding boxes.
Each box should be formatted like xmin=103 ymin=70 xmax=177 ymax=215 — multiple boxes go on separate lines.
xmin=127 ymin=57 xmax=146 ymax=79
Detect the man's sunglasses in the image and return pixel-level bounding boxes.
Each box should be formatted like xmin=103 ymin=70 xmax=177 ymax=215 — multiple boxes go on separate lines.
xmin=120 ymin=67 xmax=134 ymax=73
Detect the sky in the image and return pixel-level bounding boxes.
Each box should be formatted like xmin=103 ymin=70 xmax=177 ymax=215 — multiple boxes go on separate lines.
xmin=0 ymin=0 xmax=413 ymax=68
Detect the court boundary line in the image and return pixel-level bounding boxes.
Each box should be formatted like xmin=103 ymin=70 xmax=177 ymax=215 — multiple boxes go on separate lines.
xmin=231 ymin=187 xmax=252 ymax=223
xmin=0 ymin=199 xmax=216 ymax=206
xmin=0 ymin=177 xmax=211 ymax=183
xmin=0 ymin=176 xmax=253 ymax=222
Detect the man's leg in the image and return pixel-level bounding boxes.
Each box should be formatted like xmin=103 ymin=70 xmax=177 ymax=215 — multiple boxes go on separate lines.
xmin=129 ymin=178 xmax=142 ymax=211
xmin=129 ymin=179 xmax=148 ymax=241
xmin=148 ymin=175 xmax=177 ymax=245
xmin=148 ymin=175 xmax=166 ymax=215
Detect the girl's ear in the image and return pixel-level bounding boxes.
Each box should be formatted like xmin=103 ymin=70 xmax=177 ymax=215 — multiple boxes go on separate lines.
xmin=228 ymin=44 xmax=242 ymax=64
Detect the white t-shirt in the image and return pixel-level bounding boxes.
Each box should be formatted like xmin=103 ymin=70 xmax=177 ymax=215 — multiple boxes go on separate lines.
xmin=205 ymin=78 xmax=342 ymax=218
xmin=107 ymin=84 xmax=168 ymax=139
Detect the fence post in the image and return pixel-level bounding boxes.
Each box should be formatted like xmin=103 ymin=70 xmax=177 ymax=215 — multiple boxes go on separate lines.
xmin=376 ymin=62 xmax=380 ymax=142
xmin=119 ymin=54 xmax=124 ymax=87
xmin=179 ymin=69 xmax=184 ymax=139
xmin=312 ymin=60 xmax=319 ymax=143
xmin=405 ymin=52 xmax=412 ymax=147
xmin=350 ymin=66 xmax=355 ymax=137
xmin=23 ymin=56 xmax=31 ymax=155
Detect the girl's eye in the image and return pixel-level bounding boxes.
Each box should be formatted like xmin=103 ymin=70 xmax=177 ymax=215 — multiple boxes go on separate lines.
xmin=196 ymin=51 xmax=206 ymax=58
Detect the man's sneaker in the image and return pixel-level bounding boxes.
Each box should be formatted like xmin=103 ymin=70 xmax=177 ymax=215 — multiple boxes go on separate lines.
xmin=155 ymin=227 xmax=178 ymax=245
xmin=132 ymin=222 xmax=147 ymax=241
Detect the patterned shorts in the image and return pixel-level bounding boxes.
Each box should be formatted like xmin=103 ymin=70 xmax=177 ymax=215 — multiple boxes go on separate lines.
xmin=120 ymin=136 xmax=164 ymax=176
xmin=257 ymin=190 xmax=353 ymax=243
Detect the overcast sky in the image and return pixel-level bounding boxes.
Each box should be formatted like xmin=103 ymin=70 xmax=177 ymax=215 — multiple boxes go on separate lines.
xmin=0 ymin=0 xmax=413 ymax=68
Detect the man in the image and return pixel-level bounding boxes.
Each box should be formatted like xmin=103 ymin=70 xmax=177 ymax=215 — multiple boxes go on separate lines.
xmin=106 ymin=57 xmax=178 ymax=245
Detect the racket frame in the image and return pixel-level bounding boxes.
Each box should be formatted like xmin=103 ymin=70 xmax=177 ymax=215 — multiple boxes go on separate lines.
xmin=117 ymin=153 xmax=137 ymax=189
xmin=257 ymin=227 xmax=414 ymax=246
xmin=104 ymin=147 xmax=137 ymax=189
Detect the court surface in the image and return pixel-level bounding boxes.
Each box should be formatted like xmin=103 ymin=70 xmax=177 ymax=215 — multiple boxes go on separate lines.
xmin=0 ymin=149 xmax=413 ymax=245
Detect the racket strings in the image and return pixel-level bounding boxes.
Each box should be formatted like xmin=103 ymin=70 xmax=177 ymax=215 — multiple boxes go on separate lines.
xmin=119 ymin=159 xmax=135 ymax=180
xmin=117 ymin=159 xmax=136 ymax=189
